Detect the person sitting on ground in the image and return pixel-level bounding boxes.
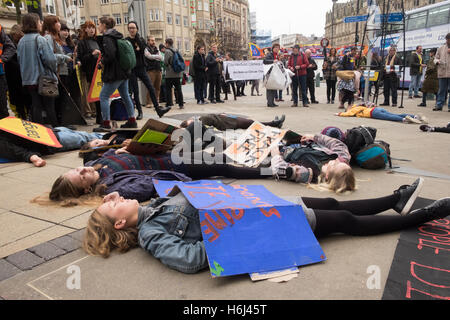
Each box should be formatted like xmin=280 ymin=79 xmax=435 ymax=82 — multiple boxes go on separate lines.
xmin=271 ymin=133 xmax=355 ymax=194
xmin=336 ymin=102 xmax=428 ymax=124
xmin=180 ymin=113 xmax=286 ymax=131
xmin=82 ymin=178 xmax=450 ymax=275
xmin=420 ymin=122 xmax=450 ymax=133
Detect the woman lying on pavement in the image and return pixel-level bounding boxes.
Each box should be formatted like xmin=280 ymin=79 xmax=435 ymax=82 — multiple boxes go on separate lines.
xmin=0 ymin=126 xmax=136 ymax=167
xmin=336 ymin=102 xmax=428 ymax=124
xmin=271 ymin=133 xmax=356 ymax=194
xmin=82 ymin=178 xmax=450 ymax=274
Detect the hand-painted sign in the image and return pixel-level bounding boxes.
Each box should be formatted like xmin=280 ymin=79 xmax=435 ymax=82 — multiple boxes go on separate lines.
xmin=0 ymin=117 xmax=62 ymax=148
xmin=153 ymin=180 xmax=326 ymax=277
xmin=87 ymin=56 xmax=120 ymax=103
xmin=225 ymin=121 xmax=286 ymax=168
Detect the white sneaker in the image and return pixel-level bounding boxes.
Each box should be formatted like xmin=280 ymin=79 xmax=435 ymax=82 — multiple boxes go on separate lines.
xmin=414 ymin=114 xmax=428 ymax=124
xmin=404 ymin=115 xmax=421 ymax=124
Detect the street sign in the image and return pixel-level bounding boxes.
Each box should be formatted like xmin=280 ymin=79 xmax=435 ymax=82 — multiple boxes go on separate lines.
xmin=344 ymin=15 xmax=368 ymax=23
xmin=320 ymin=38 xmax=330 ymax=47
xmin=344 ymin=12 xmax=404 ymax=24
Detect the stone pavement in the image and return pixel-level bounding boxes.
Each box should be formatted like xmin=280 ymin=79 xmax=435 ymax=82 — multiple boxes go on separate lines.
xmin=0 ymin=84 xmax=449 ymax=300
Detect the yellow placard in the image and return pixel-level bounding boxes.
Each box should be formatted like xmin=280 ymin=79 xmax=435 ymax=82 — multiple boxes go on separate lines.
xmin=0 ymin=117 xmax=62 ymax=148
xmin=87 ymin=56 xmax=120 ymax=103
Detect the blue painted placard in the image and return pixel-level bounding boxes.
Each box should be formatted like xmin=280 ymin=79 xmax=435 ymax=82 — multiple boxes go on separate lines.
xmin=153 ymin=180 xmax=326 ymax=277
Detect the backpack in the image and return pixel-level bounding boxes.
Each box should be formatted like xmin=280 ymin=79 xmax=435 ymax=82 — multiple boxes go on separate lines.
xmin=116 ymin=39 xmax=136 ymax=71
xmin=345 ymin=126 xmax=377 ymax=156
xmin=169 ymin=48 xmax=186 ymax=73
xmin=354 ymin=142 xmax=391 ymax=170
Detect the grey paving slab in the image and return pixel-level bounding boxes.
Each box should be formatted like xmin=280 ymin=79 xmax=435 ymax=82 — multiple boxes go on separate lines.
xmin=68 ymin=230 xmax=85 ymax=243
xmin=49 ymin=236 xmax=81 ymax=253
xmin=0 ymin=259 xmax=21 ymax=282
xmin=5 ymin=250 xmax=45 ymax=271
xmin=28 ymin=243 xmax=66 ymax=261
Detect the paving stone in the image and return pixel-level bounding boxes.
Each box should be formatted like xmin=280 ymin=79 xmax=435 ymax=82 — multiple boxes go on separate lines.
xmin=5 ymin=250 xmax=45 ymax=271
xmin=50 ymin=236 xmax=81 ymax=253
xmin=0 ymin=259 xmax=21 ymax=282
xmin=28 ymin=242 xmax=66 ymax=261
xmin=68 ymin=229 xmax=85 ymax=242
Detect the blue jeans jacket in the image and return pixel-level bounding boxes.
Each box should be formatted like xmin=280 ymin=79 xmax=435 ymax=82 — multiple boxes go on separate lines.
xmin=137 ymin=193 xmax=208 ymax=274
xmin=54 ymin=127 xmax=103 ymax=151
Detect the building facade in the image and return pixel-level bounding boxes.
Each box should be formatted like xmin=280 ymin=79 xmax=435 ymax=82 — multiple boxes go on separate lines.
xmin=324 ymin=0 xmax=447 ymax=48
xmin=250 ymin=11 xmax=272 ymax=49
xmin=271 ymin=33 xmax=322 ymax=48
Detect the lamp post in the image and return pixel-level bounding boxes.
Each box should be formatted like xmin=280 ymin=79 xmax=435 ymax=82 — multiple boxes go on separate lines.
xmin=331 ymin=0 xmax=338 ymax=47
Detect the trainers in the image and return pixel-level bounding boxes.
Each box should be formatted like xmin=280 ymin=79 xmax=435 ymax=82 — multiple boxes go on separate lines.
xmin=120 ymin=121 xmax=138 ymax=129
xmin=393 ymin=178 xmax=424 ymax=215
xmin=409 ymin=197 xmax=450 ymax=220
xmin=403 ymin=115 xmax=421 ymax=124
xmin=420 ymin=125 xmax=434 ymax=132
xmin=414 ymin=114 xmax=428 ymax=124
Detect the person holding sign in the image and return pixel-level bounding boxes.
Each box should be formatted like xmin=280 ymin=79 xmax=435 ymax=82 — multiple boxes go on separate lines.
xmin=380 ymin=47 xmax=402 ymax=107
xmin=81 ymin=178 xmax=450 ymax=275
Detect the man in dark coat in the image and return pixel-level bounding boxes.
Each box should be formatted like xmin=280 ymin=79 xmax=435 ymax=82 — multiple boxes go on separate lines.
xmin=192 ymin=45 xmax=208 ymax=105
xmin=305 ymin=49 xmax=319 ymax=104
xmin=380 ymin=47 xmax=402 ymax=107
xmin=205 ymin=43 xmax=224 ymax=104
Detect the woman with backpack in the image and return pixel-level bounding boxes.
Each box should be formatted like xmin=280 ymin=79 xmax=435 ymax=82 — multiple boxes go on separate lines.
xmin=94 ymin=17 xmax=137 ymax=132
xmin=17 ymin=14 xmax=59 ymax=127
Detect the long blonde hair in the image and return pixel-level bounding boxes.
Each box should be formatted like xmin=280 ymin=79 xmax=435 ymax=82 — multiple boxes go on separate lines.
xmin=309 ymin=166 xmax=356 ymax=194
xmin=83 ymin=210 xmax=139 ymax=258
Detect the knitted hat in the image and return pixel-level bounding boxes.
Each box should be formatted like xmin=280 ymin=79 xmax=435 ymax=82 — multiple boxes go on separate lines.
xmin=321 ymin=126 xmax=346 ymax=142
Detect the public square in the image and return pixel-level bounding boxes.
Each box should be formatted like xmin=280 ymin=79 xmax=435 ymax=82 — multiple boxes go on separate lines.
xmin=0 ymin=83 xmax=449 ymax=300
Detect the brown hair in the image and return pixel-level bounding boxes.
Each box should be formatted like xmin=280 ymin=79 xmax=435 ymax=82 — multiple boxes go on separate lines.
xmin=42 ymin=15 xmax=62 ymax=44
xmin=272 ymin=43 xmax=280 ymax=51
xmin=9 ymin=24 xmax=24 ymax=44
xmin=165 ymin=38 xmax=174 ymax=47
xmin=99 ymin=17 xmax=115 ymax=29
xmin=21 ymin=13 xmax=40 ymax=34
xmin=79 ymin=21 xmax=97 ymax=40
xmin=83 ymin=210 xmax=138 ymax=258
xmin=330 ymin=47 xmax=337 ymax=57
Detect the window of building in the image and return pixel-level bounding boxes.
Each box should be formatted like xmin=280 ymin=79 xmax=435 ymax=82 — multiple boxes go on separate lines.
xmin=185 ymin=39 xmax=190 ymax=52
xmin=123 ymin=13 xmax=129 ymax=24
xmin=91 ymin=16 xmax=99 ymax=25
xmin=100 ymin=0 xmax=109 ymax=5
xmin=175 ymin=14 xmax=181 ymax=25
xmin=113 ymin=14 xmax=122 ymax=25
xmin=183 ymin=16 xmax=188 ymax=27
xmin=46 ymin=0 xmax=56 ymax=14
xmin=167 ymin=12 xmax=173 ymax=24
xmin=204 ymin=1 xmax=209 ymax=11
xmin=177 ymin=38 xmax=182 ymax=50
xmin=174 ymin=0 xmax=179 ymax=4
xmin=149 ymin=9 xmax=154 ymax=21
xmin=183 ymin=0 xmax=187 ymax=6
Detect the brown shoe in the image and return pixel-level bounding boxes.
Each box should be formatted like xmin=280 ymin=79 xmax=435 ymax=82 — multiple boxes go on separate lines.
xmin=303 ymin=103 xmax=310 ymax=108
xmin=291 ymin=104 xmax=298 ymax=108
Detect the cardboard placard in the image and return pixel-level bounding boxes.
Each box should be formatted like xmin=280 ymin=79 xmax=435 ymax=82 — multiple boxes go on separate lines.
xmin=0 ymin=117 xmax=62 ymax=148
xmin=225 ymin=121 xmax=286 ymax=168
xmin=153 ymin=180 xmax=326 ymax=278
xmin=87 ymin=56 xmax=121 ymax=103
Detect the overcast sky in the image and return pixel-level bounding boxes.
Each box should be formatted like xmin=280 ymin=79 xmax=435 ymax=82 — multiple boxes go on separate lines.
xmin=248 ymin=0 xmax=336 ymax=37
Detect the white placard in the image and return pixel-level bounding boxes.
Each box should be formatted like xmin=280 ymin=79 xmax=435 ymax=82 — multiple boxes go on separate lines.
xmin=223 ymin=60 xmax=265 ymax=81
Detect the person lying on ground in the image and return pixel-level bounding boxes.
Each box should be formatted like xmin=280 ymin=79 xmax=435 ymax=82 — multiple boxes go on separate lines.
xmin=420 ymin=122 xmax=450 ymax=133
xmin=47 ymin=150 xmax=274 ymax=205
xmin=271 ymin=133 xmax=355 ymax=194
xmin=179 ymin=113 xmax=286 ymax=131
xmin=82 ymin=178 xmax=450 ymax=275
xmin=336 ymin=102 xmax=428 ymax=124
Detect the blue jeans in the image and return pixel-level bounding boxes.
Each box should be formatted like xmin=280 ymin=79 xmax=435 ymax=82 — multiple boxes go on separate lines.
xmin=99 ymin=79 xmax=135 ymax=121
xmin=275 ymin=90 xmax=283 ymax=100
xmin=55 ymin=127 xmax=103 ymax=151
xmin=409 ymin=74 xmax=422 ymax=97
xmin=436 ymin=78 xmax=450 ymax=110
xmin=292 ymin=75 xmax=308 ymax=105
xmin=371 ymin=108 xmax=414 ymax=122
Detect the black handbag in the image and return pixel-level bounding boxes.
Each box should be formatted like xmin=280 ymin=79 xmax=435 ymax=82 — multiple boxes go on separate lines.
xmin=35 ymin=35 xmax=59 ymax=97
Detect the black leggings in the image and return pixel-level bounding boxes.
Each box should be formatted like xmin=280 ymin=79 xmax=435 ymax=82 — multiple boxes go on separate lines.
xmin=434 ymin=123 xmax=450 ymax=133
xmin=326 ymin=79 xmax=337 ymax=101
xmin=305 ymin=194 xmax=434 ymax=238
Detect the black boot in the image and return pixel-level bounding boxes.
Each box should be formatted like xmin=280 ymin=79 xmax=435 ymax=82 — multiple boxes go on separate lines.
xmin=137 ymin=108 xmax=143 ymax=120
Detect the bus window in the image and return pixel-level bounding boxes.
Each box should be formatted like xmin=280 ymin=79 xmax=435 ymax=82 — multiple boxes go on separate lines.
xmin=426 ymin=5 xmax=450 ymax=27
xmin=407 ymin=11 xmax=428 ymax=31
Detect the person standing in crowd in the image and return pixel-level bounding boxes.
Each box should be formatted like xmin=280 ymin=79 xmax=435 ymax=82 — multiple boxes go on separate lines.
xmin=336 ymin=47 xmax=357 ymax=110
xmin=164 ymin=38 xmax=185 ymax=109
xmin=5 ymin=25 xmax=30 ymax=120
xmin=264 ymin=44 xmax=284 ymax=108
xmin=192 ymin=45 xmax=208 ymax=105
xmin=126 ymin=22 xmax=167 ymax=120
xmin=288 ymin=44 xmax=309 ymax=108
xmin=159 ymin=44 xmax=167 ymax=103
xmin=323 ymin=48 xmax=338 ymax=104
xmin=18 ymin=14 xmax=59 ymax=127
xmin=76 ymin=21 xmax=101 ymax=122
xmin=305 ymin=49 xmax=319 ymax=104
xmin=368 ymin=50 xmax=382 ymax=99
xmin=206 ymin=43 xmax=224 ymax=104
xmin=144 ymin=36 xmax=163 ymax=107
xmin=0 ymin=23 xmax=15 ymax=119
xmin=59 ymin=24 xmax=82 ymax=115
xmin=380 ymin=47 xmax=402 ymax=107
xmin=275 ymin=53 xmax=286 ymax=102
xmin=418 ymin=48 xmax=438 ymax=108
xmin=95 ymin=17 xmax=137 ymax=132
xmin=222 ymin=52 xmax=237 ymax=101
xmin=408 ymin=45 xmax=426 ymax=99
xmin=434 ymin=33 xmax=450 ymax=112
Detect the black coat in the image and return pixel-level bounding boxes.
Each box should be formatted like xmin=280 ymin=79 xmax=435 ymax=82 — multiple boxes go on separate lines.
xmin=98 ymin=29 xmax=129 ymax=83
xmin=409 ymin=52 xmax=423 ymax=76
xmin=206 ymin=51 xmax=220 ymax=76
xmin=192 ymin=52 xmax=207 ymax=80
xmin=125 ymin=34 xmax=147 ymax=70
xmin=76 ymin=38 xmax=100 ymax=82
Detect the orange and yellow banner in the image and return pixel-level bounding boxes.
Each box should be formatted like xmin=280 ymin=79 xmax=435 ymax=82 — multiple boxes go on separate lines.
xmin=87 ymin=55 xmax=120 ymax=103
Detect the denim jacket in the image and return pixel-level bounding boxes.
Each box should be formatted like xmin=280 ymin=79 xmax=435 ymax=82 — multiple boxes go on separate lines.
xmin=17 ymin=33 xmax=57 ymax=85
xmin=137 ymin=193 xmax=208 ymax=274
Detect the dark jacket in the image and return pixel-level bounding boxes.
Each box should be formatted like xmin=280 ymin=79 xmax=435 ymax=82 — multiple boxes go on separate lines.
xmin=98 ymin=29 xmax=129 ymax=83
xmin=339 ymin=54 xmax=356 ymax=71
xmin=192 ymin=51 xmax=207 ymax=80
xmin=125 ymin=34 xmax=147 ymax=70
xmin=307 ymin=57 xmax=318 ymax=79
xmin=76 ymin=37 xmax=100 ymax=81
xmin=206 ymin=50 xmax=220 ymax=76
xmin=145 ymin=44 xmax=162 ymax=71
xmin=421 ymin=58 xmax=439 ymax=94
xmin=409 ymin=52 xmax=423 ymax=76
xmin=263 ymin=51 xmax=278 ymax=65
xmin=0 ymin=26 xmax=16 ymax=76
xmin=383 ymin=55 xmax=402 ymax=79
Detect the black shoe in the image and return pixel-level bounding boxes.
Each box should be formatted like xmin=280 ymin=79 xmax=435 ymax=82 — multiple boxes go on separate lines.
xmin=273 ymin=115 xmax=286 ymax=129
xmin=156 ymin=106 xmax=171 ymax=118
xmin=202 ymin=101 xmax=209 ymax=105
xmin=418 ymin=103 xmax=426 ymax=107
xmin=210 ymin=100 xmax=217 ymax=104
xmin=120 ymin=121 xmax=138 ymax=129
xmin=414 ymin=95 xmax=422 ymax=98
xmin=393 ymin=178 xmax=424 ymax=215
xmin=267 ymin=104 xmax=278 ymax=108
xmin=380 ymin=103 xmax=390 ymax=106
xmin=137 ymin=110 xmax=143 ymax=120
xmin=420 ymin=125 xmax=434 ymax=132
xmin=65 ymin=125 xmax=77 ymax=130
xmin=433 ymin=107 xmax=443 ymax=111
xmin=217 ymin=100 xmax=225 ymax=103
xmin=291 ymin=104 xmax=298 ymax=108
xmin=93 ymin=125 xmax=112 ymax=133
xmin=410 ymin=197 xmax=450 ymax=220
xmin=312 ymin=101 xmax=319 ymax=104
xmin=179 ymin=105 xmax=185 ymax=109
